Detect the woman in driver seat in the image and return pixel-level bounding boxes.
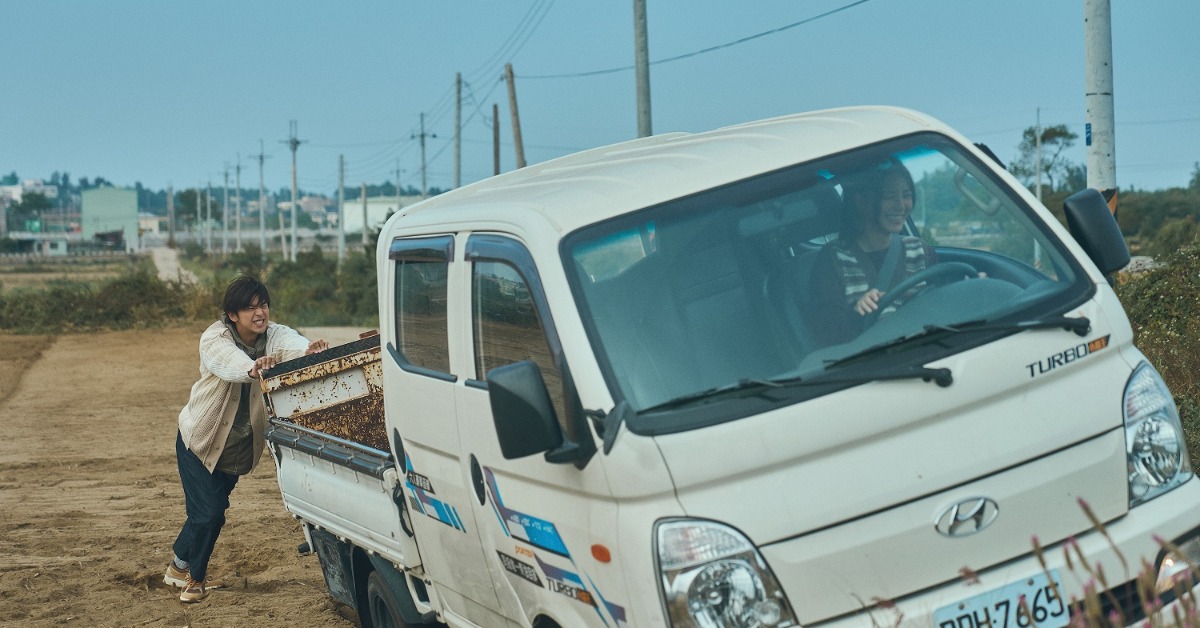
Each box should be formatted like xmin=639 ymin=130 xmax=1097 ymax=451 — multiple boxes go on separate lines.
xmin=810 ymin=157 xmax=936 ymax=345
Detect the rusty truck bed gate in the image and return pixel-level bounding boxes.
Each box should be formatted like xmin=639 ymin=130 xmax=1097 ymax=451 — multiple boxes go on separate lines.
xmin=261 ymin=331 xmax=390 ymax=454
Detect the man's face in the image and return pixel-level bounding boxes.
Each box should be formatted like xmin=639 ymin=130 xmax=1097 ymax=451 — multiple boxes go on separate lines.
xmin=228 ymin=296 xmax=270 ymax=340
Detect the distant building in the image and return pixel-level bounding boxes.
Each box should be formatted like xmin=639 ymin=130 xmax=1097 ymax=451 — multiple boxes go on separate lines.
xmin=1 ymin=180 xmax=59 ymax=239
xmin=82 ymin=187 xmax=139 ymax=252
xmin=139 ymin=212 xmax=166 ymax=234
xmin=0 ymin=179 xmax=58 ymax=205
xmin=339 ymin=195 xmax=424 ymax=236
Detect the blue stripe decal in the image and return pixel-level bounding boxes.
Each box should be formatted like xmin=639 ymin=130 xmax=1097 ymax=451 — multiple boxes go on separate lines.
xmin=404 ymin=457 xmax=466 ymax=533
xmin=484 ymin=468 xmax=570 ymax=556
xmin=484 ymin=466 xmax=627 ymax=624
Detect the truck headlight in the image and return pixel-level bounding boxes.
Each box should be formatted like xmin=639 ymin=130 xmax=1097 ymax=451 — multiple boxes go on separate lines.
xmin=1155 ymin=532 xmax=1200 ymax=597
xmin=655 ymin=519 xmax=798 ymax=627
xmin=1124 ymin=362 xmax=1192 ymax=507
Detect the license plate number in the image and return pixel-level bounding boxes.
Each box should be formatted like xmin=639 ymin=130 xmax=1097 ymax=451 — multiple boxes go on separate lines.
xmin=934 ymin=570 xmax=1068 ymax=628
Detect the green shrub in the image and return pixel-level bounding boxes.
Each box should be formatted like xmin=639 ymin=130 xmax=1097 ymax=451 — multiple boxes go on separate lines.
xmin=224 ymin=243 xmax=267 ymax=280
xmin=181 ymin=240 xmax=206 ymax=261
xmin=182 ymin=244 xmax=380 ymax=327
xmin=0 ymin=265 xmax=204 ymax=332
xmin=0 ymin=281 xmax=94 ymax=332
xmin=1116 ymin=244 xmax=1200 ymax=467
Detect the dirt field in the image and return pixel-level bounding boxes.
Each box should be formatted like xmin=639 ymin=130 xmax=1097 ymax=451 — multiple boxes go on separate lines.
xmin=0 ymin=325 xmax=364 ymax=627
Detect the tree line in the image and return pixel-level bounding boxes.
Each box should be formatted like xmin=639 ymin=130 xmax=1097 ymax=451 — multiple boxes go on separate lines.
xmin=991 ymin=124 xmax=1200 ymax=259
xmin=2 ymin=170 xmax=442 ymax=215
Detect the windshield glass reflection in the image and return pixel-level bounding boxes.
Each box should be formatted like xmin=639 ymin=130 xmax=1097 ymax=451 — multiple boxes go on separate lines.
xmin=566 ymin=134 xmax=1087 ymax=418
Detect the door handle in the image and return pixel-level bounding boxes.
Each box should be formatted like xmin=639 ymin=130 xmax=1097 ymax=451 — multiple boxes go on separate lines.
xmin=470 ymin=454 xmax=486 ymax=506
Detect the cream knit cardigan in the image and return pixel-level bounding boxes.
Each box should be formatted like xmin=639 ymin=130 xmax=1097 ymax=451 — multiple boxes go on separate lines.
xmin=178 ymin=319 xmax=311 ymax=473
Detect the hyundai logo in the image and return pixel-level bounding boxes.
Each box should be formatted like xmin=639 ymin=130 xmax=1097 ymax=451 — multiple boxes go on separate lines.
xmin=934 ymin=497 xmax=999 ymax=538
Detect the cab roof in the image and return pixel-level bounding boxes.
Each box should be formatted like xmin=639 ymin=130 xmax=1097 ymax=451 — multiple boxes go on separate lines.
xmin=386 ymin=106 xmax=952 ymax=236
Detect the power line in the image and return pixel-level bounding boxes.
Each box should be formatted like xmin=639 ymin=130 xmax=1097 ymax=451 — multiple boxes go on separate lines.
xmin=423 ymin=1 xmax=554 ymax=135
xmin=308 ymin=138 xmax=407 ymax=149
xmin=214 ymin=1 xmax=558 ymax=196
xmin=464 ymin=0 xmax=554 ymax=85
xmin=520 ymin=0 xmax=875 ymax=80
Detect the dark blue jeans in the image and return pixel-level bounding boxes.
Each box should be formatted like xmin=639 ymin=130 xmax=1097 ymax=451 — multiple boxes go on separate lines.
xmin=172 ymin=431 xmax=239 ymax=582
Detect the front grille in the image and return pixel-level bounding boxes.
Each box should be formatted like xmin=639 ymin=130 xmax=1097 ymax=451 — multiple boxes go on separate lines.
xmin=1068 ymin=578 xmax=1180 ymax=625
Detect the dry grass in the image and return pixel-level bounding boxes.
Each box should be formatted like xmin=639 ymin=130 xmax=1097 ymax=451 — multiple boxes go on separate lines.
xmin=0 ymin=256 xmax=136 ymax=290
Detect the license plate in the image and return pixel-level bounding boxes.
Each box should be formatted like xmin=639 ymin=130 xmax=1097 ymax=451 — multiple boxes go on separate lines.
xmin=934 ymin=570 xmax=1068 ymax=628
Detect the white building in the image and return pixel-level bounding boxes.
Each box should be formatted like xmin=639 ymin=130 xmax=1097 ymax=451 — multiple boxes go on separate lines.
xmin=0 ymin=179 xmax=59 ymax=204
xmin=338 ymin=195 xmax=425 ymax=236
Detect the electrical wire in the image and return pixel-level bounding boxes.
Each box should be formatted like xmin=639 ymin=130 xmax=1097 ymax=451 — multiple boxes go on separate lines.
xmin=519 ymin=0 xmax=874 ymax=80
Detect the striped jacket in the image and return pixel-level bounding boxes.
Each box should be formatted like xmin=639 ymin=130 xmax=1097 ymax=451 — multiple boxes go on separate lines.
xmin=830 ymin=235 xmax=929 ymax=313
xmin=177 ymin=320 xmax=311 ymax=473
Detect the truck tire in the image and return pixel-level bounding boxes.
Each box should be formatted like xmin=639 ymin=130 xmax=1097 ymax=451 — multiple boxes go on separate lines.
xmin=366 ymin=570 xmax=408 ymax=628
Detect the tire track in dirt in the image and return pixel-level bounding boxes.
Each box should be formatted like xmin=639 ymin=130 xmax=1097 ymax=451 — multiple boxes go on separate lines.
xmin=0 ymin=334 xmax=56 ymax=408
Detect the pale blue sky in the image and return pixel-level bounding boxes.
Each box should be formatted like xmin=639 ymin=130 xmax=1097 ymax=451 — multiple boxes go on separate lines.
xmin=4 ymin=1 xmax=1198 ymax=196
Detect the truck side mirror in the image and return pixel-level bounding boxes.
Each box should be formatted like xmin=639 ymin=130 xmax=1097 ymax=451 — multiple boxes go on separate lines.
xmin=1063 ymin=188 xmax=1131 ymax=277
xmin=487 ymin=361 xmax=563 ymax=459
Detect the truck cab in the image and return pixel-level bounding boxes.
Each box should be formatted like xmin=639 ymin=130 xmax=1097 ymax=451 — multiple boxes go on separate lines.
xmin=267 ymin=106 xmax=1200 ymax=627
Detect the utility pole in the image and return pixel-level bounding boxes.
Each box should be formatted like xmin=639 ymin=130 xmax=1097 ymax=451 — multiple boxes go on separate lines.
xmin=455 ymin=72 xmax=462 ymax=189
xmin=361 ymin=182 xmax=368 ymax=247
xmin=278 ymin=195 xmax=289 ymax=260
xmin=167 ymin=185 xmax=175 ymax=248
xmin=394 ymin=159 xmax=404 ymax=198
xmin=1084 ymin=0 xmax=1118 ymax=214
xmin=206 ymin=179 xmax=213 ymax=253
xmin=282 ymin=120 xmax=306 ymax=261
xmin=493 ymin=103 xmax=501 ymax=175
xmin=222 ymin=166 xmax=230 ymax=254
xmin=633 ymin=0 xmax=653 ymax=138
xmin=412 ymin=113 xmax=436 ymax=196
xmin=504 ymin=64 xmax=527 ymax=168
xmin=393 ymin=159 xmax=405 ymax=218
xmin=1035 ymin=108 xmax=1043 ymax=203
xmin=196 ymin=183 xmax=204 ymax=251
xmin=337 ymin=155 xmax=345 ymax=263
xmin=252 ymin=140 xmax=269 ymax=259
xmin=234 ymin=155 xmax=242 ymax=252
xmin=199 ymin=183 xmax=206 ymax=251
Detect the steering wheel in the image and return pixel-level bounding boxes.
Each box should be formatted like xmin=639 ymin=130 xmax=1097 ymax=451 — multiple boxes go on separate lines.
xmin=866 ymin=261 xmax=979 ymax=325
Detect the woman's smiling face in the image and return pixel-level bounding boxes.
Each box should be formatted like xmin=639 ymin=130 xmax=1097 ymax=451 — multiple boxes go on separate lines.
xmin=873 ymin=172 xmax=914 ymax=235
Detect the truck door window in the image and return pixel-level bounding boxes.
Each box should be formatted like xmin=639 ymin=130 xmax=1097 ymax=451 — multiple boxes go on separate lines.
xmin=472 ymin=259 xmax=566 ymax=420
xmin=390 ymin=236 xmax=452 ymax=374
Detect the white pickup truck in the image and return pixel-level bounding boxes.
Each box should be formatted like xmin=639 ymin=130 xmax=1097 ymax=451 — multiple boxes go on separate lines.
xmin=263 ymin=106 xmax=1200 ymax=628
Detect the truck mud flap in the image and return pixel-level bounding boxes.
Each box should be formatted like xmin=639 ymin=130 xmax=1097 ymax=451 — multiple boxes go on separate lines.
xmin=309 ymin=527 xmax=357 ymax=608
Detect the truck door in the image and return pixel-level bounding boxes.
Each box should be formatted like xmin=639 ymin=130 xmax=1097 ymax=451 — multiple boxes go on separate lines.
xmin=383 ymin=235 xmax=508 ymax=626
xmin=455 ymin=234 xmax=626 ymax=627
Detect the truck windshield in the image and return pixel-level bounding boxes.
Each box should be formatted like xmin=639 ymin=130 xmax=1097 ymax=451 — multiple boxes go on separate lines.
xmin=563 ymin=133 xmax=1090 ymax=429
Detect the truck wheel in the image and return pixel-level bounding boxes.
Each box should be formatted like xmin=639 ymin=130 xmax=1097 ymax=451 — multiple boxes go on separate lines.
xmin=366 ymin=570 xmax=408 ymax=628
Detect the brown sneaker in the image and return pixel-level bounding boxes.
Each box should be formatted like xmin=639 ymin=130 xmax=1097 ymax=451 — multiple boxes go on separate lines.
xmin=164 ymin=562 xmax=189 ymax=588
xmin=179 ymin=577 xmax=209 ymax=603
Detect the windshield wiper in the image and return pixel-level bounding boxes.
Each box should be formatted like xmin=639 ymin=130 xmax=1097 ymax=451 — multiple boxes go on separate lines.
xmin=640 ymin=365 xmax=954 ymax=414
xmin=826 ymin=315 xmax=1091 ymax=370
xmin=640 ymin=378 xmax=786 ymax=413
xmin=926 ymin=314 xmax=1091 ymax=337
xmin=801 ymin=364 xmax=953 ymax=388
